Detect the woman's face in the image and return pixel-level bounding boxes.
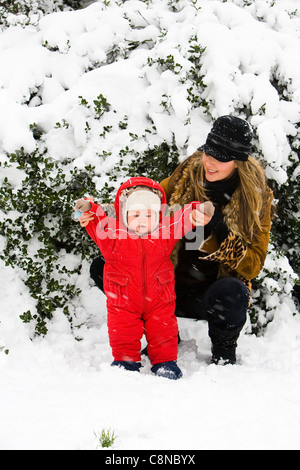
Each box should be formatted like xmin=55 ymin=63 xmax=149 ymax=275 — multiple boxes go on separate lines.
xmin=203 ymin=153 xmax=238 ymax=182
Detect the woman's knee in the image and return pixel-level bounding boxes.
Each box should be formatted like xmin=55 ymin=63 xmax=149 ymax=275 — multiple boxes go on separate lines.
xmin=212 ymin=277 xmax=249 ymax=301
xmin=205 ymin=277 xmax=249 ymax=328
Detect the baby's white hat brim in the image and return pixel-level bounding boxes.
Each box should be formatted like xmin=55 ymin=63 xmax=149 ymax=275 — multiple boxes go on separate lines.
xmin=125 ymin=189 xmax=161 ymax=214
xmin=121 ymin=189 xmax=162 ymax=231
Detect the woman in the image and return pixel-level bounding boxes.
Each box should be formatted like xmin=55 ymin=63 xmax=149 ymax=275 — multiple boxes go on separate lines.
xmin=90 ymin=115 xmax=273 ymax=365
xmin=159 ymin=115 xmax=273 ymax=364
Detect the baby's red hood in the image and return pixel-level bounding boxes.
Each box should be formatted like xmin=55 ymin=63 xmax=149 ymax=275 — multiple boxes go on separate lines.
xmin=114 ymin=177 xmax=167 ymax=220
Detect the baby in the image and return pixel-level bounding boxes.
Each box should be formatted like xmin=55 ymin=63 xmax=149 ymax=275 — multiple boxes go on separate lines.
xmin=75 ymin=177 xmax=205 ymax=380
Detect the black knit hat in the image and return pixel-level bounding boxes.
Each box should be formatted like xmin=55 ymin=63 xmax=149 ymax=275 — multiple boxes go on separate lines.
xmin=199 ymin=115 xmax=253 ymax=162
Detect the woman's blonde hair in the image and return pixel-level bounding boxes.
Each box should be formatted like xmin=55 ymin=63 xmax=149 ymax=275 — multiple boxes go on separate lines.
xmin=185 ymin=153 xmax=271 ymax=241
xmin=236 ymin=157 xmax=271 ymax=240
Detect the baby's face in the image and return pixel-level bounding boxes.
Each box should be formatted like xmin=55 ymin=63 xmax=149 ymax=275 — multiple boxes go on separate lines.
xmin=127 ymin=209 xmax=157 ymax=234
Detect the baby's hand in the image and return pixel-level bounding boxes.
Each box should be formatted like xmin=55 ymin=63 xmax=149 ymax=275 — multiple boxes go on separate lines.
xmin=190 ymin=201 xmax=215 ymax=226
xmin=79 ymin=212 xmax=95 ymax=227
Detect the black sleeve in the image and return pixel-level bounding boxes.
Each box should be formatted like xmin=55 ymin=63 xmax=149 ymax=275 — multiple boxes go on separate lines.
xmin=205 ymin=208 xmax=229 ymax=244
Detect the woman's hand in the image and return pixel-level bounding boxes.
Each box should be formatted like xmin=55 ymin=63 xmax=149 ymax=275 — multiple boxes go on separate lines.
xmin=190 ymin=201 xmax=215 ymax=226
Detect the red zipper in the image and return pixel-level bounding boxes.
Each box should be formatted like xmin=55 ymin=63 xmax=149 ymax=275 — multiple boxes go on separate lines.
xmin=141 ymin=237 xmax=147 ymax=313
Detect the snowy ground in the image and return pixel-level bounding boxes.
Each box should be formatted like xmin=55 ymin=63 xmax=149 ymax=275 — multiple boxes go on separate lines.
xmin=0 ymin=259 xmax=300 ymax=450
xmin=0 ymin=0 xmax=300 ymax=451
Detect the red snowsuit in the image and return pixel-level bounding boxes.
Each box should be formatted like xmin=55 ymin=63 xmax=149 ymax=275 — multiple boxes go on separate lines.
xmin=85 ymin=177 xmax=199 ymax=365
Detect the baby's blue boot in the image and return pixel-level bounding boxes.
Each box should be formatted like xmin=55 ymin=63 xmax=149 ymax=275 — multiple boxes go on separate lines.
xmin=151 ymin=361 xmax=182 ymax=380
xmin=111 ymin=361 xmax=141 ymax=372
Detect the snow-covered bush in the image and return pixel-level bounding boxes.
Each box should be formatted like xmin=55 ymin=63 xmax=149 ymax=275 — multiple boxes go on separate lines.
xmin=0 ymin=0 xmax=299 ymax=336
xmin=0 ymin=147 xmax=101 ymax=334
xmin=269 ymin=155 xmax=300 ymax=303
xmin=249 ymin=242 xmax=299 ymax=333
xmin=0 ymin=0 xmax=83 ymax=29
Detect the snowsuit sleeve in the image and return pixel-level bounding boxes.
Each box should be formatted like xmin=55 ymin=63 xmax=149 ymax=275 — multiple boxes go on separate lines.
xmin=84 ymin=202 xmax=115 ymax=250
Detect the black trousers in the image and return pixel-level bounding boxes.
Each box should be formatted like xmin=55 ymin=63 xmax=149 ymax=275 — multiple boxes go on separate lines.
xmin=90 ymin=256 xmax=249 ymax=333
